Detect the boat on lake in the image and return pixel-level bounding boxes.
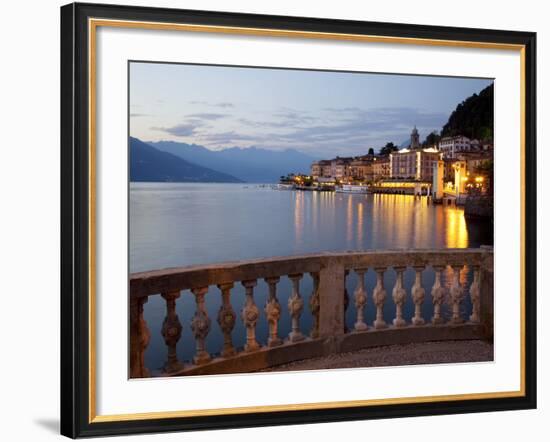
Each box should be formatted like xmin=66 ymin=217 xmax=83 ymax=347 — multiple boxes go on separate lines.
xmin=336 ymin=184 xmax=369 ymax=194
xmin=277 ymin=183 xmax=295 ymax=190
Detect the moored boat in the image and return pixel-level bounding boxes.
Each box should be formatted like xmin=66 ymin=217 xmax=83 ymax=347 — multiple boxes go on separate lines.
xmin=277 ymin=183 xmax=295 ymax=190
xmin=336 ymin=184 xmax=369 ymax=194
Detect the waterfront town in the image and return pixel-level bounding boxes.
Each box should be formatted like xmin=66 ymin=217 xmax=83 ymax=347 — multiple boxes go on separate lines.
xmin=280 ymin=126 xmax=493 ymax=216
xmin=129 ymin=65 xmax=495 ymax=377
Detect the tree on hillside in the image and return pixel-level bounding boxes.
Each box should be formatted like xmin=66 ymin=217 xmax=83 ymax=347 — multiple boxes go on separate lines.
xmin=441 ymin=84 xmax=494 ymax=141
xmin=368 ymin=148 xmax=375 ymax=155
xmin=422 ymin=131 xmax=441 ymax=147
xmin=379 ymin=142 xmax=398 ymax=156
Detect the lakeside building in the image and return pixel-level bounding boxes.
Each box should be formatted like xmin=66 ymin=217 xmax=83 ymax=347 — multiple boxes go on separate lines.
xmin=433 ymin=150 xmax=493 ymax=202
xmin=440 ymin=135 xmax=471 ymax=158
xmin=308 ymin=128 xmax=492 ymax=187
xmin=443 ymin=157 xmax=457 ymax=182
xmin=311 ymin=160 xmax=332 ymax=179
xmin=388 ymin=128 xmax=442 ymax=182
xmin=372 ymin=179 xmax=432 ymax=196
xmin=331 ymin=157 xmax=354 ymax=180
xmin=349 ymin=157 xmax=374 ymax=182
xmin=389 ymin=147 xmax=441 ymax=182
xmin=372 ymin=156 xmax=391 ymax=180
xmin=311 ymin=155 xmax=375 ymax=182
xmin=456 ymin=151 xmax=493 ymax=176
xmin=442 ymin=149 xmax=492 ymax=182
xmin=439 ymin=135 xmax=484 ymax=158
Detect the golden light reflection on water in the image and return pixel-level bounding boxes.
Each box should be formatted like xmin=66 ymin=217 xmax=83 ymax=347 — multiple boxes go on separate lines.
xmin=311 ymin=191 xmax=318 ymax=234
xmin=445 ymin=206 xmax=469 ymax=248
xmin=291 ymin=192 xmax=471 ymax=253
xmin=294 ymin=190 xmax=304 ymax=248
xmin=357 ymin=201 xmax=364 ymax=247
xmin=346 ymin=195 xmax=353 ymax=247
xmin=443 ymin=265 xmax=470 ymax=292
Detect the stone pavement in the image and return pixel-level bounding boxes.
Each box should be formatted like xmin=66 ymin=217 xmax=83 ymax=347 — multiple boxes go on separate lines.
xmin=261 ymin=340 xmax=493 ymax=372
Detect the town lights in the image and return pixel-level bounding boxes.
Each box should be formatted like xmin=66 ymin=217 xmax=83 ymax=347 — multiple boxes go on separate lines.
xmin=475 ymin=176 xmax=484 ymax=183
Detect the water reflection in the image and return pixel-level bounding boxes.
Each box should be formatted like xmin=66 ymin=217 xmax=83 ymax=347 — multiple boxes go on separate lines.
xmin=130 ymin=183 xmax=493 ymax=371
xmin=357 ymin=201 xmax=364 ymax=247
xmin=445 ymin=207 xmax=469 ymax=248
xmin=293 ymin=190 xmax=304 ymax=250
xmin=346 ymin=195 xmax=353 ymax=247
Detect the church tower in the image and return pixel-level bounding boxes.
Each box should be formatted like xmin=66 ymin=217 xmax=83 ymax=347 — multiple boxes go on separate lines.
xmin=410 ymin=126 xmax=420 ymax=149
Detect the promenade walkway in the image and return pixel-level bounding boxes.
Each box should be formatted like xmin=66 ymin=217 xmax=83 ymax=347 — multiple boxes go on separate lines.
xmin=261 ymin=340 xmax=493 ymax=372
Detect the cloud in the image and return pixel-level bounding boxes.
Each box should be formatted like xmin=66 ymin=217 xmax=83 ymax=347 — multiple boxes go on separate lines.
xmin=188 ymin=100 xmax=235 ymax=108
xmin=152 ymin=122 xmax=201 ymax=137
xmin=322 ymin=106 xmax=362 ymax=113
xmin=268 ymin=107 xmax=446 ymax=150
xmin=186 ymin=113 xmax=226 ymax=120
xmin=237 ymin=109 xmax=317 ymax=129
xmin=151 ymin=105 xmax=447 ymax=155
xmin=130 ymin=113 xmax=148 ymax=117
xmin=237 ymin=117 xmax=290 ymax=129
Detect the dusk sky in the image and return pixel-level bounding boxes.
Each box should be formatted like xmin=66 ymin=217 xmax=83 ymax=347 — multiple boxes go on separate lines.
xmin=130 ymin=62 xmax=493 ymax=158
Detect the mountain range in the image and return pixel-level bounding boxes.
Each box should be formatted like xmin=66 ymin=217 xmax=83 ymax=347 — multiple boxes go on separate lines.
xmin=130 ymin=137 xmax=242 ymax=183
xmin=148 ymin=140 xmax=315 ymax=183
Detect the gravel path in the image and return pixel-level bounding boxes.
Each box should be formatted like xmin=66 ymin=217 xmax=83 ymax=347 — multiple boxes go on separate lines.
xmin=261 ymin=340 xmax=493 ymax=372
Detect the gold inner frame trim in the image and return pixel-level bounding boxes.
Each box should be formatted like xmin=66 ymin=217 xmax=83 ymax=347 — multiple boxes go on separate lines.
xmin=88 ymin=17 xmax=527 ymax=424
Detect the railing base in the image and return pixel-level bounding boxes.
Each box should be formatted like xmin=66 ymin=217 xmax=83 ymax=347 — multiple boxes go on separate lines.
xmin=158 ymin=323 xmax=489 ymax=377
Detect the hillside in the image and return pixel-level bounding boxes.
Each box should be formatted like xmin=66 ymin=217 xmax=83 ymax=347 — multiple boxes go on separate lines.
xmin=130 ymin=137 xmax=242 ymax=183
xmin=441 ymin=83 xmax=494 ymax=141
xmin=149 ymin=141 xmax=314 ymax=183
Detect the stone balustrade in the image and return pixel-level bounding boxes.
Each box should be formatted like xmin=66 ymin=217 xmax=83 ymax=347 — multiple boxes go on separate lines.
xmin=130 ymin=248 xmax=493 ymax=378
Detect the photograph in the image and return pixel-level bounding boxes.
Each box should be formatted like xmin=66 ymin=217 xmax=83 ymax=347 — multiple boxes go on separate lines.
xmin=129 ymin=62 xmax=495 ymax=378
xmin=54 ymin=1 xmax=537 ymax=438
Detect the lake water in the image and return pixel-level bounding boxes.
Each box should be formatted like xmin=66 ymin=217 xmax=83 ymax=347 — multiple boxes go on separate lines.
xmin=130 ymin=182 xmax=493 ymax=372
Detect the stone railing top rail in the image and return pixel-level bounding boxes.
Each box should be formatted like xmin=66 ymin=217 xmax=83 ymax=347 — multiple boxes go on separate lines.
xmin=130 ymin=247 xmax=493 ymax=299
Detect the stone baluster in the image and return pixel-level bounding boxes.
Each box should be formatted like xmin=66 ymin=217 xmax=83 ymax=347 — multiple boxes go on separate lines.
xmin=309 ymin=272 xmax=320 ymax=339
xmin=130 ymin=296 xmax=151 ymax=378
xmin=264 ymin=277 xmax=283 ymax=347
xmin=161 ymin=290 xmax=184 ymax=373
xmin=217 ymin=282 xmax=236 ymax=357
xmin=288 ymin=274 xmax=305 ymax=342
xmin=373 ymin=268 xmax=387 ymax=329
xmin=431 ymin=266 xmax=446 ymax=324
xmin=450 ymin=265 xmax=465 ymax=324
xmin=411 ymin=267 xmax=426 ymax=326
xmin=353 ymin=268 xmax=368 ymax=331
xmin=190 ymin=287 xmax=211 ymax=364
xmin=241 ymin=280 xmax=261 ymax=352
xmin=392 ymin=267 xmax=407 ymax=327
xmin=343 ymin=270 xmax=350 ymax=333
xmin=469 ymin=266 xmax=481 ymax=323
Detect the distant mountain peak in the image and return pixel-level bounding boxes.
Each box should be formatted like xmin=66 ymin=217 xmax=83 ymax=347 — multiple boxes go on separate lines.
xmin=149 ymin=140 xmax=315 ymax=183
xmin=130 ymin=137 xmax=242 ymax=183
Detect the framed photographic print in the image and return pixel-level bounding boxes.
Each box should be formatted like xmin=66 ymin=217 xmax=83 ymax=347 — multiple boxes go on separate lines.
xmin=60 ymin=2 xmax=537 ymax=438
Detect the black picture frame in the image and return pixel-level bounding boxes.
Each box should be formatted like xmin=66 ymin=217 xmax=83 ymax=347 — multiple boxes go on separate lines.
xmin=60 ymin=2 xmax=537 ymax=438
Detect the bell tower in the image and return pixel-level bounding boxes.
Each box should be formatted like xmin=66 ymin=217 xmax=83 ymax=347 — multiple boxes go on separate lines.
xmin=410 ymin=126 xmax=420 ymax=149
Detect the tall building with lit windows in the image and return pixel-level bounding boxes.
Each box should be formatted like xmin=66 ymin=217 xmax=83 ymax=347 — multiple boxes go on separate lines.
xmin=389 ymin=127 xmax=442 ymax=181
xmin=439 ymin=135 xmax=480 ymax=158
xmin=390 ymin=148 xmax=441 ymax=181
